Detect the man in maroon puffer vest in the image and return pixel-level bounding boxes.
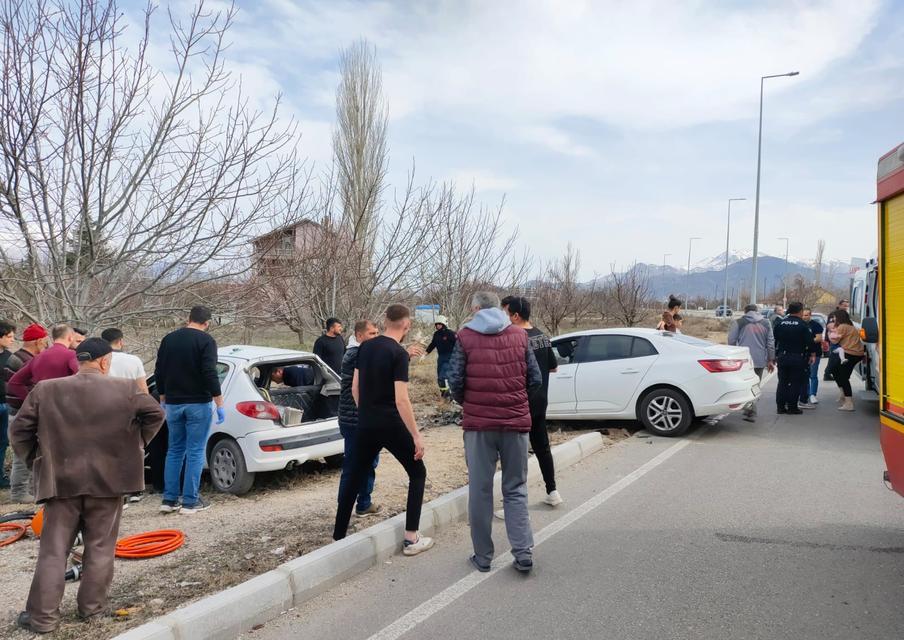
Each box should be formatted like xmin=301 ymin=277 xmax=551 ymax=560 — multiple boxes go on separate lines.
xmin=448 ymin=291 xmax=541 ymax=573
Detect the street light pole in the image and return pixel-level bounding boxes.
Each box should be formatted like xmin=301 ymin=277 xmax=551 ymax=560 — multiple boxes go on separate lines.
xmin=750 ymin=70 xmax=799 ymax=306
xmin=723 ymin=198 xmax=746 ymax=314
xmin=686 ymin=237 xmax=701 ymax=309
xmin=778 ymin=236 xmax=790 ymax=308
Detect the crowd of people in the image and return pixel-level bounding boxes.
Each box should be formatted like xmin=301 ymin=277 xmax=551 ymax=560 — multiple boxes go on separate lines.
xmin=723 ymin=298 xmax=863 ymax=418
xmin=0 ymin=291 xmax=866 ymax=632
xmin=0 ymin=296 xmax=563 ymax=632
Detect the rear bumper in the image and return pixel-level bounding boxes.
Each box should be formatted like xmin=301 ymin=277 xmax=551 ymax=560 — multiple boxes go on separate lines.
xmin=692 ymin=373 xmax=760 ymax=416
xmin=240 ymin=421 xmax=344 ymax=472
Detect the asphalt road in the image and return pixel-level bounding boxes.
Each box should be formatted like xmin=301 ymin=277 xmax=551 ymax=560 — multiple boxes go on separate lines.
xmin=248 ymin=377 xmax=904 ymax=640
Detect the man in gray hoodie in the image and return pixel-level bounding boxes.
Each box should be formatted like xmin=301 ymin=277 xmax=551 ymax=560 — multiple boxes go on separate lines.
xmin=728 ymin=304 xmax=776 ymax=422
xmin=447 ymin=292 xmax=542 ymax=573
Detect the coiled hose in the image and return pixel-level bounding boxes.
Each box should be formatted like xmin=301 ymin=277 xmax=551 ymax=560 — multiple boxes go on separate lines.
xmin=115 ymin=529 xmax=185 ymax=559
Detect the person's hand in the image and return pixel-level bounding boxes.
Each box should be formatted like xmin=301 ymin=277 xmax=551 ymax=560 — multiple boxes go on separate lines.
xmin=413 ymin=433 xmax=425 ymax=461
xmin=809 ymin=355 xmax=817 ymax=365
xmin=216 ymin=406 xmax=226 ymax=424
xmin=767 ymin=361 xmax=776 ymax=373
xmin=406 ymin=344 xmax=426 ymax=359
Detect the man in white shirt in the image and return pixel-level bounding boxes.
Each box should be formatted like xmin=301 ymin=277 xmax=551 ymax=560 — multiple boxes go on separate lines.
xmin=101 ymin=328 xmax=148 ymax=393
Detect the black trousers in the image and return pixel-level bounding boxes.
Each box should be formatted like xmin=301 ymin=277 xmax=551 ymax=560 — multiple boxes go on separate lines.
xmin=834 ymin=355 xmax=863 ymax=397
xmin=776 ymin=354 xmax=808 ymax=410
xmin=529 ymin=397 xmax=556 ymax=494
xmin=333 ymin=425 xmax=427 ymax=540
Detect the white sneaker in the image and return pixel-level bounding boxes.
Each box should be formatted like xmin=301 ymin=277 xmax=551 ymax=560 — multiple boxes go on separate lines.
xmin=798 ymin=402 xmax=817 ymax=410
xmin=403 ymin=535 xmax=434 ymax=556
xmin=494 ymin=509 xmax=505 ymax=520
xmin=543 ymin=490 xmax=563 ymax=507
xmin=809 ymin=395 xmax=819 ymax=405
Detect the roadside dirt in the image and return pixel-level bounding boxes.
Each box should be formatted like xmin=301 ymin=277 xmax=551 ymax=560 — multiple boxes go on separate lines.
xmin=0 ymin=355 xmax=612 ymax=639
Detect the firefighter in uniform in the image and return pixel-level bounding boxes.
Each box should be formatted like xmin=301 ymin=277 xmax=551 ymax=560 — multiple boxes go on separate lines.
xmin=772 ymin=301 xmax=816 ymax=415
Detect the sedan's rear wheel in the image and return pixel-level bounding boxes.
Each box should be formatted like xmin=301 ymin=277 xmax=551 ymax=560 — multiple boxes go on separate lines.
xmin=638 ymin=388 xmax=692 ymax=437
xmin=209 ymin=439 xmax=256 ymax=495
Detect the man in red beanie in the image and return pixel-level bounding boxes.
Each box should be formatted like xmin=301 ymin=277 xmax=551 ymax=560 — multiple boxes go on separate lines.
xmin=7 ymin=324 xmax=75 ymax=504
xmin=3 ymin=323 xmax=48 ymax=503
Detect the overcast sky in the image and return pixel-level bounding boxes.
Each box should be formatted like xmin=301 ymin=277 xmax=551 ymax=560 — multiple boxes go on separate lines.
xmin=145 ymin=0 xmax=902 ymax=277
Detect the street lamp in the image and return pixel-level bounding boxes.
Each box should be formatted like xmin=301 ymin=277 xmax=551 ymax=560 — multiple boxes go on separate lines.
xmin=750 ymin=70 xmax=799 ymax=306
xmin=686 ymin=237 xmax=701 ymax=309
xmin=722 ymin=198 xmax=746 ymax=315
xmin=777 ymin=236 xmax=790 ymax=308
xmin=663 ymin=253 xmax=671 ymax=275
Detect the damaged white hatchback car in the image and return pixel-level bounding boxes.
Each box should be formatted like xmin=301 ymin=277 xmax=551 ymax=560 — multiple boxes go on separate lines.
xmin=147 ymin=345 xmax=345 ymax=495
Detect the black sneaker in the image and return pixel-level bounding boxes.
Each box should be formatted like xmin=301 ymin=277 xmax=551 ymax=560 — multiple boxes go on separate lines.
xmin=159 ymin=499 xmax=181 ymax=513
xmin=512 ymin=557 xmax=533 ymax=573
xmin=180 ymin=498 xmax=211 ymax=514
xmin=786 ymin=408 xmax=803 ymax=415
xmin=777 ymin=407 xmax=788 ymax=415
xmin=469 ymin=555 xmax=491 ymax=573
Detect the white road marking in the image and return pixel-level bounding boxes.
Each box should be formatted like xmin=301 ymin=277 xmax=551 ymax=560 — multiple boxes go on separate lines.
xmin=365 ymin=438 xmax=693 ymax=640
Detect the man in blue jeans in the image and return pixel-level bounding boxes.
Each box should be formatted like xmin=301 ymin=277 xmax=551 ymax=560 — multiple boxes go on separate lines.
xmin=155 ymin=306 xmax=224 ymax=514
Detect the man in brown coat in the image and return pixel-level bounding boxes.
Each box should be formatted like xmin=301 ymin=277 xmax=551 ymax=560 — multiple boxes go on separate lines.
xmin=9 ymin=338 xmax=165 ymax=634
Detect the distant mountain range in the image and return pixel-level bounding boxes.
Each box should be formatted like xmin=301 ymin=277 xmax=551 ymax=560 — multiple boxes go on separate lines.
xmin=599 ymin=253 xmax=855 ymax=303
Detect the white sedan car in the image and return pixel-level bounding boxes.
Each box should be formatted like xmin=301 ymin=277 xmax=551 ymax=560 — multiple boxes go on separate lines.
xmin=548 ymin=329 xmax=760 ymax=436
xmin=147 ymin=346 xmax=345 ymax=495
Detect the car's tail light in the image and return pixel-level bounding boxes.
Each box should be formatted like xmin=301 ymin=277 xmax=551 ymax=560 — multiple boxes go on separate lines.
xmin=260 ymin=444 xmax=284 ymax=452
xmin=235 ymin=401 xmax=281 ymax=421
xmin=698 ymin=359 xmax=746 ymax=373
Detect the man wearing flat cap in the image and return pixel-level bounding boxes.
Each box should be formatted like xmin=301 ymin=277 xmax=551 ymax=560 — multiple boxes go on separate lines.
xmin=9 ymin=337 xmax=165 ymax=634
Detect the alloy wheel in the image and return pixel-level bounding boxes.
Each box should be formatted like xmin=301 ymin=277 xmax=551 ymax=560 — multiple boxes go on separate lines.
xmin=646 ymin=395 xmax=684 ymax=432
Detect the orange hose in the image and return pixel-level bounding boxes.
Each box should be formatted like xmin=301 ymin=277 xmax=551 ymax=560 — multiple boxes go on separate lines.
xmin=115 ymin=529 xmax=185 ymax=559
xmin=0 ymin=523 xmax=28 ymax=547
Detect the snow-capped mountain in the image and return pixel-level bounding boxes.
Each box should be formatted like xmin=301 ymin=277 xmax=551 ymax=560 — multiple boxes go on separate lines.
xmin=692 ymin=250 xmax=753 ymax=272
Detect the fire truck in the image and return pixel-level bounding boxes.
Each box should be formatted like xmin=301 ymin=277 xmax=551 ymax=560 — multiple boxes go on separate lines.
xmin=869 ymin=142 xmax=904 ymax=496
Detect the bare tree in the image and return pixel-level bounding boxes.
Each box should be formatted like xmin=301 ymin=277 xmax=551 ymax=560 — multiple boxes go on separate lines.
xmin=606 ymin=262 xmax=653 ymax=327
xmin=330 ymin=38 xmax=388 ymax=312
xmin=0 ymin=0 xmax=304 ymax=328
xmin=813 ymin=239 xmax=826 ymax=290
xmin=534 ymin=244 xmax=585 ymax=335
xmin=420 ymin=189 xmax=529 ymax=328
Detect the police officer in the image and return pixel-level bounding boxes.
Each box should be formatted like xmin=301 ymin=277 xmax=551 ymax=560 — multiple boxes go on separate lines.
xmin=772 ymin=301 xmax=816 ymax=415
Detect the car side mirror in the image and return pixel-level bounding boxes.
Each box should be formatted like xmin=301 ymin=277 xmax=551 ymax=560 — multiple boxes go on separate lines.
xmin=860 ymin=317 xmax=879 ymax=344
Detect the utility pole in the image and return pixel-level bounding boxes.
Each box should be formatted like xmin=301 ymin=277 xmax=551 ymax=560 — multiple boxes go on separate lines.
xmin=686 ymin=237 xmax=701 ymax=309
xmin=750 ymin=70 xmax=800 ymax=305
xmin=723 ymin=198 xmax=746 ymax=313
xmin=778 ymin=236 xmax=790 ymax=308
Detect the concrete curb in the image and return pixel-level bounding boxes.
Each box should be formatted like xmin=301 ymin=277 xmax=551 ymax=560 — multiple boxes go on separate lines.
xmin=114 ymin=431 xmax=606 ymax=640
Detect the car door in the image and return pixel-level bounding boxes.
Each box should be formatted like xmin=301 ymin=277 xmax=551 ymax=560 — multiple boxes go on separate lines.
xmin=547 ymin=337 xmax=581 ymax=415
xmin=574 ymin=335 xmax=659 ymax=414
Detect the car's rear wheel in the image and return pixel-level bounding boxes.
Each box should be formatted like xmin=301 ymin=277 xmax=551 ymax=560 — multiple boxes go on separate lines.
xmin=638 ymin=388 xmax=692 ymax=437
xmin=209 ymin=439 xmax=256 ymax=495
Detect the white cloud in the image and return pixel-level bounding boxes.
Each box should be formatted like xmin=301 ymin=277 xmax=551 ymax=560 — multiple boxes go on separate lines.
xmin=520 ymin=126 xmax=595 ymax=158
xmin=446 ymin=169 xmax=519 ymax=192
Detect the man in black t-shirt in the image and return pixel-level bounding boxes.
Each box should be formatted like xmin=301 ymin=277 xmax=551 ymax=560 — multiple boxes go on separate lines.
xmin=502 ymin=296 xmax=562 ymax=507
xmin=332 ymin=305 xmax=433 ymax=556
xmin=155 ymin=306 xmax=224 ymax=514
xmin=313 ymin=318 xmax=345 ymax=373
